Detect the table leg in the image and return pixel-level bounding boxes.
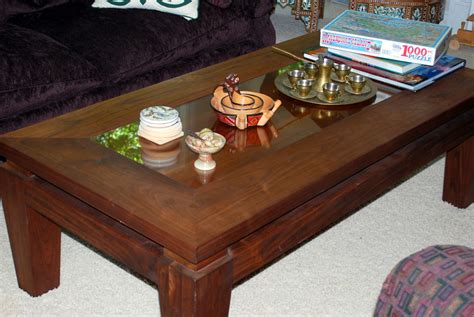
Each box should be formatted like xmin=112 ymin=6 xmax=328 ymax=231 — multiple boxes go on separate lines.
xmin=310 ymin=0 xmax=320 ymax=32
xmin=291 ymin=0 xmax=323 ymax=32
xmin=1 ymin=164 xmax=61 ymax=296
xmin=157 ymin=254 xmax=233 ymax=317
xmin=443 ymin=135 xmax=474 ymax=208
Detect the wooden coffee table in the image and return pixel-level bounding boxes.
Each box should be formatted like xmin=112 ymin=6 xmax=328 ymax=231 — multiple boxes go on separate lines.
xmin=1 ymin=32 xmax=473 ymax=316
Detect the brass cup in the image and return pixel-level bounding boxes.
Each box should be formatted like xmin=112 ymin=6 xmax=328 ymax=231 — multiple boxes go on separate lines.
xmin=347 ymin=74 xmax=367 ymax=93
xmin=296 ymin=79 xmax=313 ymax=97
xmin=333 ymin=63 xmax=352 ymax=82
xmin=322 ymin=82 xmax=341 ymax=101
xmin=304 ymin=62 xmax=318 ymax=79
xmin=287 ymin=69 xmax=306 ymax=89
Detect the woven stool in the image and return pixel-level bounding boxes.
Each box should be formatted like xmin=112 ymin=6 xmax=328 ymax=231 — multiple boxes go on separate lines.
xmin=375 ymin=245 xmax=474 ymax=316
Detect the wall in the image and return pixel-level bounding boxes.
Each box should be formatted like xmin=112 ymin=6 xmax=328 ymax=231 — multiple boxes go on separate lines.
xmin=442 ymin=0 xmax=474 ymax=30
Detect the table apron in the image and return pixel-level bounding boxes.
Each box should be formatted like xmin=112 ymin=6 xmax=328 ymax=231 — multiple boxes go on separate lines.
xmin=24 ymin=178 xmax=167 ymax=285
xmin=230 ymin=108 xmax=474 ymax=283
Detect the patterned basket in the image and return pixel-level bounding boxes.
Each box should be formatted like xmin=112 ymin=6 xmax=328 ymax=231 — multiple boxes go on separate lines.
xmin=349 ymin=0 xmax=444 ymax=23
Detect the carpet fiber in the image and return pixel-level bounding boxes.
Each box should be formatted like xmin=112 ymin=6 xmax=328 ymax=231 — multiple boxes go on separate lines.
xmin=1 ymin=2 xmax=474 ymax=316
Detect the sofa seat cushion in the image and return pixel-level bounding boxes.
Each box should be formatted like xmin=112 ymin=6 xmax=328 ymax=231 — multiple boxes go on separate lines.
xmin=206 ymin=0 xmax=232 ymax=8
xmin=0 ymin=0 xmax=70 ymax=22
xmin=10 ymin=2 xmax=260 ymax=83
xmin=0 ymin=23 xmax=100 ymax=120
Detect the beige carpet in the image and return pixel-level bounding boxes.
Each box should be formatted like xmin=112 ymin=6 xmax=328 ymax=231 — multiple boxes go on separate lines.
xmin=1 ymin=2 xmax=474 ymax=316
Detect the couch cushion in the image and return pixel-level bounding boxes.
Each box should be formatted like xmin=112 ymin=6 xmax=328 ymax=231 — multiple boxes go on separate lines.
xmin=10 ymin=1 xmax=259 ymax=83
xmin=231 ymin=0 xmax=275 ymax=18
xmin=0 ymin=0 xmax=70 ymax=22
xmin=91 ymin=0 xmax=199 ymax=20
xmin=206 ymin=0 xmax=231 ymax=8
xmin=0 ymin=23 xmax=100 ymax=120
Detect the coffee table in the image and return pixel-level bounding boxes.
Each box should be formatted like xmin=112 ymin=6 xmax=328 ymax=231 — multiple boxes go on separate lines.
xmin=1 ymin=32 xmax=473 ymax=316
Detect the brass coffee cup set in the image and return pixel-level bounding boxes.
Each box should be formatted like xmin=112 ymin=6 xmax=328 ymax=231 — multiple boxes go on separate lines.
xmin=286 ymin=57 xmax=369 ymax=103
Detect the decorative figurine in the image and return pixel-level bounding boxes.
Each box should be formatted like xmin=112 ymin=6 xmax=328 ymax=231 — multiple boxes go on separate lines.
xmin=450 ymin=15 xmax=474 ymax=50
xmin=210 ymin=74 xmax=282 ymax=130
xmin=185 ymin=128 xmax=226 ymax=171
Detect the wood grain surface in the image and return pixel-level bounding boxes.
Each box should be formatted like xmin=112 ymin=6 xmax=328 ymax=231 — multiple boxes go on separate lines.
xmin=0 ymin=165 xmax=61 ymax=296
xmin=443 ymin=135 xmax=474 ymax=208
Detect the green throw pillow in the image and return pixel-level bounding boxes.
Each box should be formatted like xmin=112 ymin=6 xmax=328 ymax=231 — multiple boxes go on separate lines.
xmin=91 ymin=0 xmax=199 ymax=20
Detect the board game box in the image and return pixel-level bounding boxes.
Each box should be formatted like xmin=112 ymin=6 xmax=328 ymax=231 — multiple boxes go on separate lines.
xmin=320 ymin=10 xmax=451 ymax=66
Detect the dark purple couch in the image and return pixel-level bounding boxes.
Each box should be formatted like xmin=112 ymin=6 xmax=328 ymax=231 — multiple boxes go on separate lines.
xmin=0 ymin=0 xmax=276 ymax=134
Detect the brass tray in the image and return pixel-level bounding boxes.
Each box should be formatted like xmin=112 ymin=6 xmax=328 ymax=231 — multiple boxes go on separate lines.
xmin=274 ymin=72 xmax=377 ymax=106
